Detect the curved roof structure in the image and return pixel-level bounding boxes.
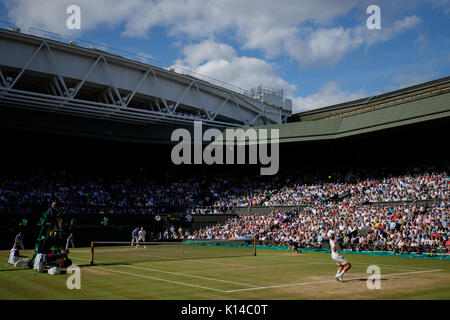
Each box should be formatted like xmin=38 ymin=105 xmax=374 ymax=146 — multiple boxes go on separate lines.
xmin=0 ymin=27 xmax=291 ymax=130
xmin=245 ymin=76 xmax=450 ymax=144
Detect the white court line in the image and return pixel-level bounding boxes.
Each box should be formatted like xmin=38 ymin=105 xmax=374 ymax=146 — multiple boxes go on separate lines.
xmin=183 ymin=265 xmax=257 ymax=274
xmin=94 ymin=266 xmax=227 ymax=293
xmin=133 ymin=246 xmax=250 ymax=258
xmin=141 ymin=257 xmax=257 ymax=268
xmin=69 ymin=254 xmax=236 ymax=269
xmin=70 ymin=254 xmax=258 ymax=288
xmin=71 ymin=251 xmax=420 ymax=273
xmin=69 ymin=250 xmax=436 ymax=272
xmin=135 ymin=253 xmax=182 ymax=259
xmin=253 ymin=262 xmax=328 ymax=268
xmin=251 ymin=257 xmax=414 ymax=272
xmin=70 ymin=255 xmax=443 ymax=294
xmin=256 ymin=255 xmax=433 ymax=271
xmin=70 ymin=251 xmax=256 ymax=268
xmin=121 ymin=265 xmax=259 ymax=287
xmin=181 ymin=259 xmax=257 ymax=268
xmin=223 ymin=269 xmax=444 ymax=293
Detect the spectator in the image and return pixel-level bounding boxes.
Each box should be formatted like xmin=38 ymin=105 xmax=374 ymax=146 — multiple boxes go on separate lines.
xmin=66 ymin=233 xmax=75 ymax=250
xmin=13 ymin=232 xmax=24 ymax=250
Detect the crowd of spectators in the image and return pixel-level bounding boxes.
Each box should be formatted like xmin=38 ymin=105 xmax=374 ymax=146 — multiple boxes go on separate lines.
xmin=0 ymin=164 xmax=448 ymax=215
xmin=0 ymin=168 xmax=202 ymax=214
xmin=1 ymin=163 xmax=448 ymax=254
xmin=211 ymin=169 xmax=448 ymax=207
xmin=188 ymin=201 xmax=450 ymax=254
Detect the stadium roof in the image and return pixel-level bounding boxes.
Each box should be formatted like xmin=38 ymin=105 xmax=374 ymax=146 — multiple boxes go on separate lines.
xmin=242 ymin=76 xmax=450 ymax=144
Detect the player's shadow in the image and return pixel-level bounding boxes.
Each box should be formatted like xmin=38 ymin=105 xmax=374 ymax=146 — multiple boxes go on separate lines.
xmin=0 ymin=267 xmax=30 ymax=272
xmin=77 ymin=262 xmax=132 ymax=267
xmin=344 ymin=277 xmax=389 ymax=283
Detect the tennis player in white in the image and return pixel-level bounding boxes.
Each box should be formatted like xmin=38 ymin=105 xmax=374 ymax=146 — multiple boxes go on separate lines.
xmin=137 ymin=227 xmax=147 ymax=248
xmin=328 ymin=230 xmax=351 ymax=281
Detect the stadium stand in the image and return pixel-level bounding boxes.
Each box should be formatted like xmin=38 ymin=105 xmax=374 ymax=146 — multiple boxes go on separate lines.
xmin=0 ymin=164 xmax=447 ymax=214
xmin=0 ymin=161 xmax=448 ymax=253
xmin=0 ymin=76 xmax=448 ymax=254
xmin=189 ymin=200 xmax=449 ymax=255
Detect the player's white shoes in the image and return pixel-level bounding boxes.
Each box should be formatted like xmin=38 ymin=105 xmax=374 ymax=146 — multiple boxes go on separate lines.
xmin=335 ymin=272 xmax=343 ymax=282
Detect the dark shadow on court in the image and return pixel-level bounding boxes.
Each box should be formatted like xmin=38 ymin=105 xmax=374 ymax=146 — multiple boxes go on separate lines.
xmin=78 ymin=262 xmax=132 ymax=267
xmin=343 ymin=278 xmax=389 ymax=283
xmin=0 ymin=267 xmax=30 ymax=272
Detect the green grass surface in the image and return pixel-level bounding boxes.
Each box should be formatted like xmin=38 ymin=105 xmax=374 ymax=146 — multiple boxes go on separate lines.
xmin=1 ymin=245 xmax=449 ymax=300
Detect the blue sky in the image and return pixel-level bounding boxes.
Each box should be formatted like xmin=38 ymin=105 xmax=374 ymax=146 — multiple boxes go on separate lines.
xmin=1 ymin=0 xmax=449 ymax=113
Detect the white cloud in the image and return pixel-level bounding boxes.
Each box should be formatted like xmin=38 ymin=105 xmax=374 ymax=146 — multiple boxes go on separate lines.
xmin=173 ymin=40 xmax=297 ymax=96
xmin=175 ymin=41 xmax=370 ymax=114
xmin=179 ymin=41 xmax=236 ymax=68
xmin=3 ymin=1 xmax=422 ymax=66
xmin=284 ymin=15 xmax=422 ymax=67
xmin=3 ymin=0 xmax=140 ymax=36
xmin=293 ymin=82 xmax=366 ymax=113
xmin=300 ymin=27 xmax=365 ymax=66
xmin=2 ymin=0 xmax=414 ymax=66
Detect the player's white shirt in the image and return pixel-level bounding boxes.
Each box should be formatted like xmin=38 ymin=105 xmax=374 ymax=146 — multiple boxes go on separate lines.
xmin=329 ymin=239 xmax=341 ymax=257
xmin=330 ymin=238 xmax=348 ymax=265
xmin=138 ymin=230 xmax=146 ymax=240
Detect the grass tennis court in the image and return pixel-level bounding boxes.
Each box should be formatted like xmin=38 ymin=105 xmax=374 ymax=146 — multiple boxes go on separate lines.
xmin=1 ymin=245 xmax=449 ymax=300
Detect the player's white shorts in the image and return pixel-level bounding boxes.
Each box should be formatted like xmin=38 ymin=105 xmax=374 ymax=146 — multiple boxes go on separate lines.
xmin=138 ymin=237 xmax=145 ymax=242
xmin=332 ymin=254 xmax=348 ymax=266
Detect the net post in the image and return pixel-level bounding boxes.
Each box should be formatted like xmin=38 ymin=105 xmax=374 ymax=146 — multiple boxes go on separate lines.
xmin=182 ymin=240 xmax=184 ymax=258
xmin=90 ymin=241 xmax=94 ymax=265
xmin=253 ymin=237 xmax=257 ymax=256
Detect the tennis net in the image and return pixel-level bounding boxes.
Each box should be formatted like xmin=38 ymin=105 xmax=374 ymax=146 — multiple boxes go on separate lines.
xmin=86 ymin=239 xmax=256 ymax=265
